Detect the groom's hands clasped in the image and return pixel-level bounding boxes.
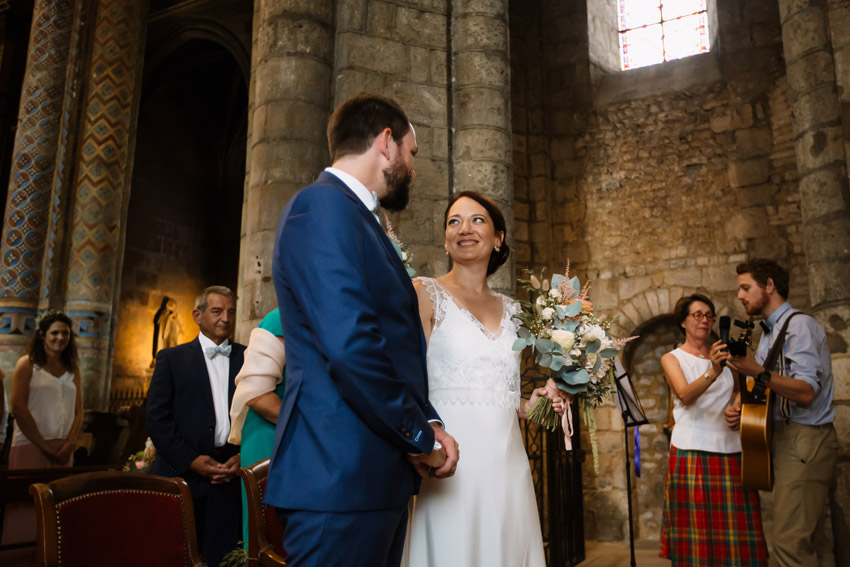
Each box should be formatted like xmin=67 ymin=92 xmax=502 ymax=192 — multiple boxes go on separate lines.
xmin=431 ymin=425 xmax=459 ymax=479
xmin=409 ymin=423 xmax=459 ymax=479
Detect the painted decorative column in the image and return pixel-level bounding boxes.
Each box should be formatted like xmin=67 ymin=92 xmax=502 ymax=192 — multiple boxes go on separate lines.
xmin=64 ymin=0 xmax=148 ymax=409
xmin=450 ymin=0 xmax=513 ymax=292
xmin=778 ymin=0 xmax=850 ymax=529
xmin=39 ymin=0 xmax=97 ymax=315
xmin=236 ymin=0 xmax=334 ymax=339
xmin=0 ymin=0 xmax=73 ymax=338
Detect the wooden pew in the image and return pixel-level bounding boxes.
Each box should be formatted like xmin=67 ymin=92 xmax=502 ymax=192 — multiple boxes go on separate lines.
xmin=0 ymin=465 xmax=114 ymax=552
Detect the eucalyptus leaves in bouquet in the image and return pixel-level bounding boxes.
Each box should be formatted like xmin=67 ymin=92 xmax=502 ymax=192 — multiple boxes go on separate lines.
xmin=513 ymin=265 xmax=635 ymax=471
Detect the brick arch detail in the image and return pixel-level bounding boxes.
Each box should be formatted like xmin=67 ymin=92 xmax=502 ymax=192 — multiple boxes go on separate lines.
xmin=606 ymin=287 xmax=737 ymax=338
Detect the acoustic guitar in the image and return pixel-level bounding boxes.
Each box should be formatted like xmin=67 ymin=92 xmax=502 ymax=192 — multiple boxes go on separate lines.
xmin=739 ymin=381 xmax=774 ymax=491
xmin=734 ymin=323 xmax=774 ymax=491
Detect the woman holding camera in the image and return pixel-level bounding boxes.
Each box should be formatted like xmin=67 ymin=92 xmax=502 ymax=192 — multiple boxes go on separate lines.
xmin=659 ymin=294 xmax=767 ymax=566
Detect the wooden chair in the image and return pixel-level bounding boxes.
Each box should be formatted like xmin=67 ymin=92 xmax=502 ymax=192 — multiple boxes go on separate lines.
xmin=29 ymin=470 xmax=203 ymax=567
xmin=238 ymin=458 xmax=286 ymax=567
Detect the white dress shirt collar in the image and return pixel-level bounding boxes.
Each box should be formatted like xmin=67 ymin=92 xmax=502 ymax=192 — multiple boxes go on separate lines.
xmin=197 ymin=331 xmax=230 ymax=352
xmin=325 ymin=167 xmax=379 ymax=221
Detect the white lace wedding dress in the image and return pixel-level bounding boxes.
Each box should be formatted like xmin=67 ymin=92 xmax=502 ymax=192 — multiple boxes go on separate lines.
xmin=405 ymin=277 xmax=546 ymax=567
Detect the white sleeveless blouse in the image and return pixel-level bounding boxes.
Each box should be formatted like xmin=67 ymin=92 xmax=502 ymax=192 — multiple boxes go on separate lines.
xmin=669 ymin=348 xmax=740 ymax=454
xmin=418 ymin=277 xmax=521 ymax=411
xmin=12 ymin=365 xmax=76 ymax=446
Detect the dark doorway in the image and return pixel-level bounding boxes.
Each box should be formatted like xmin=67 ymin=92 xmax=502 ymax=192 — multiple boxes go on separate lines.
xmin=112 ymin=38 xmax=246 ymax=399
xmin=0 ymin=2 xmax=35 ymax=217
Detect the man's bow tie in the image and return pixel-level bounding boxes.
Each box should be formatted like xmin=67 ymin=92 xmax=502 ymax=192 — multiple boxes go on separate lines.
xmin=205 ymin=344 xmax=232 ymax=359
xmin=760 ymin=320 xmax=772 ymax=333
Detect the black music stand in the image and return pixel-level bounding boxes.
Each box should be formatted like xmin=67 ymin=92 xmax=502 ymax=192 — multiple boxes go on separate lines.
xmin=613 ymin=357 xmax=650 ymax=567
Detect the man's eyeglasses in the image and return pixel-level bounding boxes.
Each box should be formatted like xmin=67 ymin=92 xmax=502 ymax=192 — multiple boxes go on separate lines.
xmin=689 ymin=311 xmax=715 ymax=322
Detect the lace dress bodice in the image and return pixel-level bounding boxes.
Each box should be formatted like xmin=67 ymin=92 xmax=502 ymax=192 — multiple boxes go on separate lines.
xmin=418 ymin=277 xmax=521 ymax=411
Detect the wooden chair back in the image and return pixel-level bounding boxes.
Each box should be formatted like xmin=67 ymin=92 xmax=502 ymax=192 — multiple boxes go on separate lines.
xmin=29 ymin=471 xmax=203 ymax=567
xmin=238 ymin=458 xmax=286 ymax=566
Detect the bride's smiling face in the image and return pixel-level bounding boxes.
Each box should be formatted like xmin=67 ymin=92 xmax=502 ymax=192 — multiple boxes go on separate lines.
xmin=444 ymin=197 xmax=503 ymax=263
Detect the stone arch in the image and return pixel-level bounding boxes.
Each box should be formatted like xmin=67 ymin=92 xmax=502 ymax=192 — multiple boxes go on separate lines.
xmin=143 ymin=19 xmax=250 ymax=89
xmin=111 ymin=34 xmax=248 ymax=404
xmin=606 ymin=287 xmax=736 ymax=339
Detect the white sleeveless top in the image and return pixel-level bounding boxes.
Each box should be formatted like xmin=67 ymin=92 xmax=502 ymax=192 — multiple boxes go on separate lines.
xmin=12 ymin=365 xmax=76 ymax=446
xmin=418 ymin=277 xmax=521 ymax=411
xmin=669 ymin=348 xmax=740 ymax=454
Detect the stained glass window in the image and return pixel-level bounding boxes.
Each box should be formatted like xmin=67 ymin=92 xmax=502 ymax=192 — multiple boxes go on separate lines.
xmin=619 ymin=0 xmax=710 ymax=70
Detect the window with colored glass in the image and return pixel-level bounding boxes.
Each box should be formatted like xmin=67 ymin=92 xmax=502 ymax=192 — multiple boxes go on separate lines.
xmin=618 ymin=0 xmax=710 ymax=70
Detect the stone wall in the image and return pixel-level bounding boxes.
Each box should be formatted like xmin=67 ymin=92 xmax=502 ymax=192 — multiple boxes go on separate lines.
xmin=334 ymin=0 xmax=452 ymax=284
xmin=506 ymin=0 xmax=845 ymax=546
xmin=510 ymin=0 xmax=548 ymax=276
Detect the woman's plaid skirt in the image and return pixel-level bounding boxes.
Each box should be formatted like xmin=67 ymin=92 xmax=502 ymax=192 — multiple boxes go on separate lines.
xmin=659 ymin=446 xmax=769 ymax=566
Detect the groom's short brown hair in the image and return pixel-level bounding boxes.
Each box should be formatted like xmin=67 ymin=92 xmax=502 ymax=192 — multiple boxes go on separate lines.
xmin=327 ymin=93 xmax=411 ymax=162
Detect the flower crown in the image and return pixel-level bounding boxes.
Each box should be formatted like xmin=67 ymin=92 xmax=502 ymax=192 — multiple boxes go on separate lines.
xmin=35 ymin=308 xmax=67 ymax=328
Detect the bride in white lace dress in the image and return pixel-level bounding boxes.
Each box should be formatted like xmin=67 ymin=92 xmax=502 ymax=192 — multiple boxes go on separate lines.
xmin=405 ymin=192 xmax=555 ymax=567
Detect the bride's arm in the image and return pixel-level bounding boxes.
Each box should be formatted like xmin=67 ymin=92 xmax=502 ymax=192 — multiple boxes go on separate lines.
xmin=413 ymin=280 xmax=436 ymax=345
xmin=517 ymin=387 xmax=548 ymax=419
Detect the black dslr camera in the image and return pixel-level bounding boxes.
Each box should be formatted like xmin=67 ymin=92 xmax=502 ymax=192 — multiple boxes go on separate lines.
xmin=726 ymin=319 xmax=754 ymax=357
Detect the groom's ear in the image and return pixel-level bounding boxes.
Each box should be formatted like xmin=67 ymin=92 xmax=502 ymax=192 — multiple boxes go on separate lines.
xmin=376 ymin=128 xmax=394 ymax=161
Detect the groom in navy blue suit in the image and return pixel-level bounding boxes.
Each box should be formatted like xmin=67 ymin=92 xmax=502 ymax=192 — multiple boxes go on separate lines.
xmin=267 ymin=93 xmax=459 ymax=567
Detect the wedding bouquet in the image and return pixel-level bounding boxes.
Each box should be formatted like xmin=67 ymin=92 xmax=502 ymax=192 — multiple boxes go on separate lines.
xmin=122 ymin=437 xmax=156 ymax=473
xmin=513 ymin=263 xmax=635 ymax=471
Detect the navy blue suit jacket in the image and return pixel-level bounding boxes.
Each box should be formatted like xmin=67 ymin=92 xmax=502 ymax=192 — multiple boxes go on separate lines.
xmin=146 ymin=337 xmax=246 ymax=497
xmin=266 ymin=171 xmax=440 ymax=512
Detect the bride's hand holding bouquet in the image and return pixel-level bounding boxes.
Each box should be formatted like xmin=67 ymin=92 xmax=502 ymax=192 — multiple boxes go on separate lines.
xmin=513 ymin=262 xmax=636 ymax=472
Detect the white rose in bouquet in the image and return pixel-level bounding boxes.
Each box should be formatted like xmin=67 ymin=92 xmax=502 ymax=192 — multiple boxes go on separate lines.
xmin=581 ymin=324 xmax=606 ymax=345
xmin=541 ymin=307 xmax=555 ymax=320
xmin=549 ymin=288 xmax=562 ymax=299
xmin=550 ymin=329 xmax=576 ymax=352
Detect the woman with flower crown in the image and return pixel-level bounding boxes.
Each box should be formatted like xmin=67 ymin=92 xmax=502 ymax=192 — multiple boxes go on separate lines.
xmin=404 ymin=191 xmax=561 ymax=567
xmin=9 ymin=311 xmax=83 ymax=468
xmin=659 ymin=294 xmax=768 ymax=566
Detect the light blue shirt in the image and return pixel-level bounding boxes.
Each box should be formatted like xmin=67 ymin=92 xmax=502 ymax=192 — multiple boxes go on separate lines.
xmin=755 ymin=302 xmax=834 ymax=425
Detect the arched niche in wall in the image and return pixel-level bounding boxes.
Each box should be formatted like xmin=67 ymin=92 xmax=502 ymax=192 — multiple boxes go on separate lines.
xmin=112 ymin=37 xmax=247 ymax=401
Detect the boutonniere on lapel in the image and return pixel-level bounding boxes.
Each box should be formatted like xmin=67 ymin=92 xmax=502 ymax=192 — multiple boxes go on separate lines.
xmin=383 ymin=212 xmax=415 ymax=277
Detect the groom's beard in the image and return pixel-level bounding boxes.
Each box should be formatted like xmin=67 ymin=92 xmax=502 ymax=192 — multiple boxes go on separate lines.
xmin=380 ymin=158 xmax=412 ymax=212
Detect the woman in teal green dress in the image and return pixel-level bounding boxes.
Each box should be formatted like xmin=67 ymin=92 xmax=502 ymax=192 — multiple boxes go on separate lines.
xmin=228 ymin=308 xmax=286 ymax=547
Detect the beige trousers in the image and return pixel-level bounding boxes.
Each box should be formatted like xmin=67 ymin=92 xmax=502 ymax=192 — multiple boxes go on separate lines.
xmin=771 ymin=421 xmax=838 ymax=567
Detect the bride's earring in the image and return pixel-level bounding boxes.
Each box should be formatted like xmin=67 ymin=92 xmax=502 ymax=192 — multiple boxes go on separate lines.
xmin=494 ymin=244 xmax=501 ymax=252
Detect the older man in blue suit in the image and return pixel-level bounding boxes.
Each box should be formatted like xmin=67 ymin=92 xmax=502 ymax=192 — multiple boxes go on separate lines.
xmin=268 ymin=93 xmax=459 ymax=567
xmin=147 ymin=285 xmax=245 ymax=567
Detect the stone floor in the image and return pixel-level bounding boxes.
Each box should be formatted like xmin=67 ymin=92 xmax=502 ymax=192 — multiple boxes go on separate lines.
xmin=579 ymin=540 xmax=669 ymax=567
xmin=580 ymin=540 xmax=781 ymax=567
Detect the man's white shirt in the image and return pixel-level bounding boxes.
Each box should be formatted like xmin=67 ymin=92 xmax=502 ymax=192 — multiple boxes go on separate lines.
xmin=325 ymin=167 xmax=380 ymax=223
xmin=198 ymin=332 xmax=231 ymax=447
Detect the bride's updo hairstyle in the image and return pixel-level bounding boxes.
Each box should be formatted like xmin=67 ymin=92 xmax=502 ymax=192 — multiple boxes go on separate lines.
xmin=443 ymin=191 xmax=510 ymax=276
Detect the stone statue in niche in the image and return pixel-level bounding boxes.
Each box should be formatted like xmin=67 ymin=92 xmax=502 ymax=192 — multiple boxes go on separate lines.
xmin=152 ymin=296 xmax=181 ymax=365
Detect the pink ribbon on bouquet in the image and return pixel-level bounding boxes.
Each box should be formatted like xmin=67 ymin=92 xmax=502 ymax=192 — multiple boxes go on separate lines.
xmin=545 ymin=379 xmax=574 ymax=451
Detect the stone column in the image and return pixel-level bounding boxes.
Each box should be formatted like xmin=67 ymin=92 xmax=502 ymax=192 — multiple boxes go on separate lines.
xmin=63 ymin=0 xmax=148 ymax=409
xmin=236 ymin=0 xmax=334 ymax=339
xmin=450 ymin=0 xmax=513 ymax=293
xmin=0 ymin=0 xmax=73 ymax=338
xmin=778 ymin=0 xmax=850 ymax=532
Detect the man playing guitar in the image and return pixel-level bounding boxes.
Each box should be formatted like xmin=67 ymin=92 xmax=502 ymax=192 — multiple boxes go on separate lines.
xmin=724 ymin=258 xmax=839 ymax=567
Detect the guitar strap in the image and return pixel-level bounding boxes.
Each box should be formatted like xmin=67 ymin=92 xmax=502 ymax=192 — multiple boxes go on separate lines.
xmin=761 ymin=311 xmax=803 ymax=420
